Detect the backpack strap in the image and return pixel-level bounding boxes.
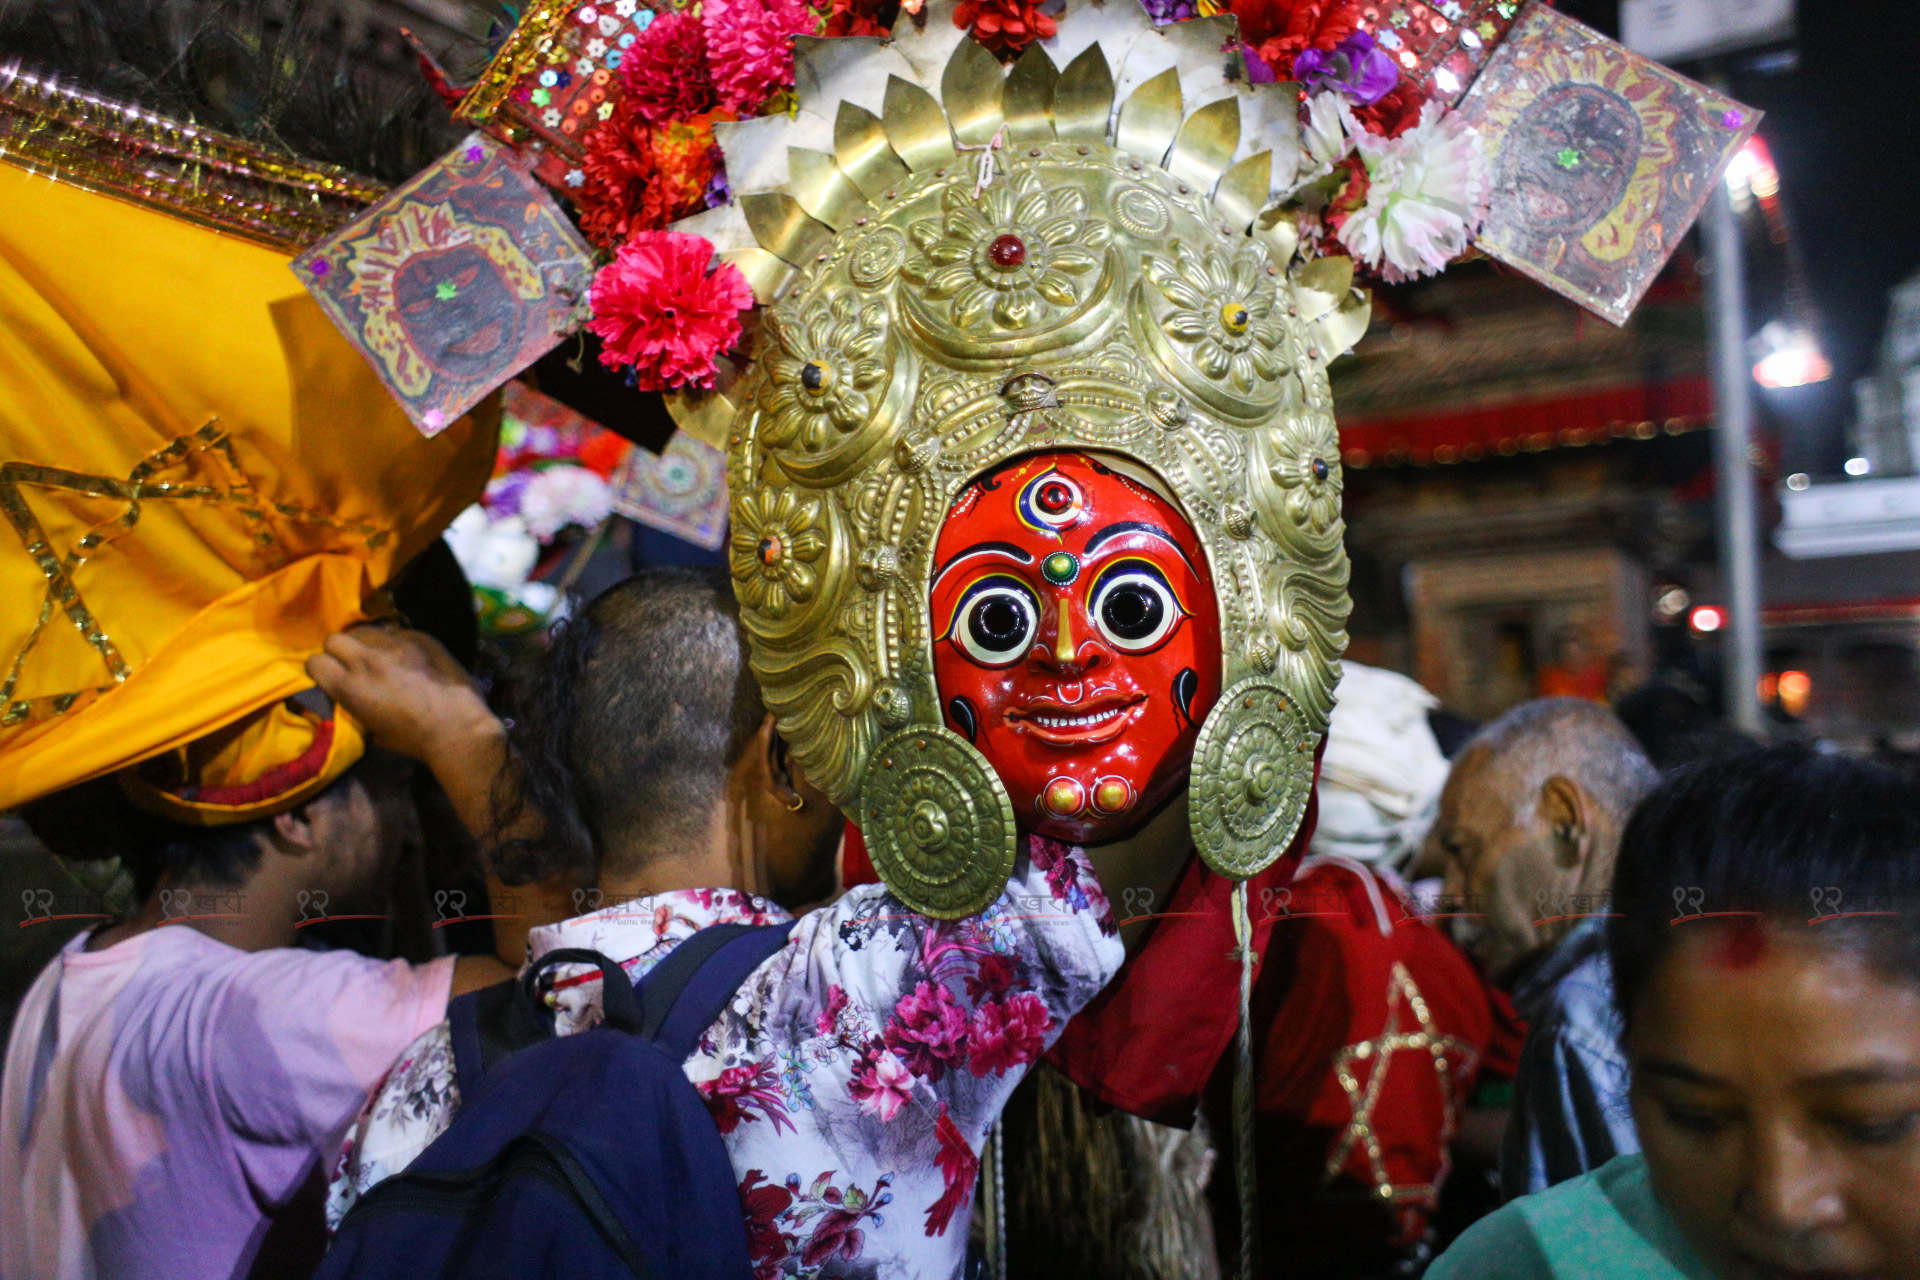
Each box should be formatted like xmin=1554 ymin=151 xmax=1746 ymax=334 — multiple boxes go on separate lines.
xmin=449 ymin=947 xmax=644 ymax=1095
xmin=638 ymin=922 xmax=798 ymax=1061
xmin=448 ymin=925 xmax=795 ymax=1091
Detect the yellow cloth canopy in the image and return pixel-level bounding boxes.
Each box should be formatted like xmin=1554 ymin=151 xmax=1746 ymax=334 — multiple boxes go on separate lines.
xmin=0 ymin=161 xmax=497 ymax=812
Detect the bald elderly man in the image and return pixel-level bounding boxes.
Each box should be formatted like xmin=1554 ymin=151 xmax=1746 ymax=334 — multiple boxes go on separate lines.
xmin=1424 ymin=698 xmax=1658 ymax=1199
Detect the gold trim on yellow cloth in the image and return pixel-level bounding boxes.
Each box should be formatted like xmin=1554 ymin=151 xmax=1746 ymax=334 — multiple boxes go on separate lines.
xmin=0 ymin=62 xmax=385 ymax=254
xmin=0 ymin=157 xmax=496 ymax=810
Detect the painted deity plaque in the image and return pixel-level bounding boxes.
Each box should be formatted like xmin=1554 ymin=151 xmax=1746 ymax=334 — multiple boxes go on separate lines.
xmin=609 ymin=430 xmax=728 ymax=550
xmin=293 ymin=134 xmax=595 ymax=436
xmin=1454 ymin=3 xmax=1759 ymax=325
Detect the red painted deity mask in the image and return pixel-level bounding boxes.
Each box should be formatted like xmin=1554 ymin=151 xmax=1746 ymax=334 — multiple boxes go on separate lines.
xmin=930 ymin=451 xmax=1222 ymax=843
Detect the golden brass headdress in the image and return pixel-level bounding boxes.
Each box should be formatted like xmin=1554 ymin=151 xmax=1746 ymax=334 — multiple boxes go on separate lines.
xmin=675 ymin=0 xmax=1371 ymax=917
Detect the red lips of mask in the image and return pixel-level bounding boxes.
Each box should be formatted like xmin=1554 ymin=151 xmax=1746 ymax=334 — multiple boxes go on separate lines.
xmin=930 ymin=452 xmax=1223 ymax=843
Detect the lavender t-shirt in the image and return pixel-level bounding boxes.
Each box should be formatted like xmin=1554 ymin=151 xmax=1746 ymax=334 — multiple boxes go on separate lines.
xmin=0 ymin=926 xmax=452 ymax=1280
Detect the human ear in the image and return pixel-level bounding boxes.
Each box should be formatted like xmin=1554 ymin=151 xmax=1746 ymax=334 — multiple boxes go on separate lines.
xmin=763 ymin=721 xmax=807 ymax=814
xmin=271 ymin=805 xmax=319 ymax=854
xmin=1539 ymin=775 xmax=1592 ymax=868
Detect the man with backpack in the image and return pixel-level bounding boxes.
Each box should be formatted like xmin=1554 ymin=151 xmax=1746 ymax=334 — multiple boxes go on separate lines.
xmin=318 ymin=570 xmax=1125 ymax=1279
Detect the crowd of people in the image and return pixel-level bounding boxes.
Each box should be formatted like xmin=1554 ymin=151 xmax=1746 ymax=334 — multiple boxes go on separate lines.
xmin=0 ymin=2 xmax=1897 ymax=1275
xmin=4 ymin=554 xmax=1918 ymax=1279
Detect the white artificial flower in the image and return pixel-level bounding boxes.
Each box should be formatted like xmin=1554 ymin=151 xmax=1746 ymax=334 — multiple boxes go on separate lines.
xmin=586 ymin=37 xmax=607 ymax=56
xmin=542 ymin=108 xmax=563 ymax=128
xmin=1337 ymin=102 xmax=1487 ymax=283
xmin=614 ymin=0 xmax=638 ymax=14
xmin=1290 ymin=91 xmax=1355 ymax=194
xmin=444 ymin=505 xmax=541 ymax=591
xmin=519 ymin=464 xmax=612 ymax=541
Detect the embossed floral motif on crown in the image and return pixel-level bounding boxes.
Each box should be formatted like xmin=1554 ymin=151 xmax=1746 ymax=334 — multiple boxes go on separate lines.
xmin=903 ymin=171 xmax=1110 ymax=331
xmin=732 ymin=487 xmax=829 ymax=618
xmin=1268 ymin=412 xmax=1343 ymax=535
xmin=762 ymin=293 xmax=890 ymax=452
xmin=1145 ymin=240 xmax=1286 ymax=392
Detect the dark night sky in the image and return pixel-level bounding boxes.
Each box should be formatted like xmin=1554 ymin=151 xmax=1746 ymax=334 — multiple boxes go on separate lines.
xmin=1562 ymin=0 xmax=1920 ymax=476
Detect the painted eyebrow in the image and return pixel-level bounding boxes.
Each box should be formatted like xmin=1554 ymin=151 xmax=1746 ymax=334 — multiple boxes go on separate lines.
xmin=931 ymin=541 xmax=1034 ymax=590
xmin=1641 ymin=1058 xmax=1920 ymax=1090
xmin=1083 ymin=521 xmax=1200 ymax=575
xmin=1638 ymin=1059 xmax=1728 ymax=1088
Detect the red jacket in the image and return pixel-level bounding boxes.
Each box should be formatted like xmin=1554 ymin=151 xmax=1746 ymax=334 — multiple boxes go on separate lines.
xmin=1211 ymin=857 xmax=1526 ymax=1273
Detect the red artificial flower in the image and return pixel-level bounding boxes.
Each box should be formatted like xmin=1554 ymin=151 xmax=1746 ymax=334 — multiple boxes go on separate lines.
xmin=1232 ymin=0 xmax=1364 ymax=74
xmin=952 ymin=0 xmax=1055 ymax=55
xmin=620 ymin=10 xmax=718 ymax=127
xmin=705 ymin=0 xmax=818 ymax=116
xmin=923 ymin=1104 xmax=979 ymax=1237
xmin=647 ymin=112 xmax=728 ymax=221
xmin=818 ymin=0 xmax=890 ymax=38
xmin=575 ymin=103 xmax=729 ymax=250
xmin=575 ymin=100 xmax=657 ymax=250
xmin=575 ymin=429 xmax=632 ymax=479
xmin=588 ymin=231 xmax=754 ymax=391
xmin=1348 ymin=79 xmax=1428 ymax=137
xmin=1321 ymin=152 xmax=1371 ymax=238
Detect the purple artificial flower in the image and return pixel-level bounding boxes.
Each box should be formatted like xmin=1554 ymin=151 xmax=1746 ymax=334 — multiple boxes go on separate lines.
xmin=704 ymin=165 xmax=732 ymax=210
xmin=483 ymin=470 xmax=531 ymax=518
xmin=1139 ymin=0 xmax=1196 ymax=24
xmin=1241 ymin=43 xmax=1277 ymax=85
xmin=1293 ymin=29 xmax=1399 ymax=105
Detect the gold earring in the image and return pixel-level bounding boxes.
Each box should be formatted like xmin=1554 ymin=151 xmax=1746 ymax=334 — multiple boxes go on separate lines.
xmin=785 ymin=793 xmax=806 ymax=814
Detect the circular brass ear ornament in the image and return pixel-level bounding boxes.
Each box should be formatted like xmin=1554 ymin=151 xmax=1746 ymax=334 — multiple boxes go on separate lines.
xmin=1188 ymin=677 xmax=1319 ymax=879
xmin=687 ymin=1 xmax=1369 ymax=916
xmin=860 ymin=725 xmax=1019 ymax=917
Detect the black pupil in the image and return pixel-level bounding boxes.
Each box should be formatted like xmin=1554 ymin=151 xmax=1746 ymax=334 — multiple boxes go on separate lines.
xmin=971 ymin=595 xmax=1027 ymax=650
xmin=1103 ymin=585 xmax=1163 ymax=641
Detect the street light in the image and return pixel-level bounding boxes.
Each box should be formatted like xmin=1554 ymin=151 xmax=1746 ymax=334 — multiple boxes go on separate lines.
xmin=1751 ymin=319 xmax=1832 ymax=389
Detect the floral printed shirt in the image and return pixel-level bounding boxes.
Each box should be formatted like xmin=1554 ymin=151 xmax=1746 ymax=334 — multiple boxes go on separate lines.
xmin=328 ymin=840 xmax=1120 ymax=1278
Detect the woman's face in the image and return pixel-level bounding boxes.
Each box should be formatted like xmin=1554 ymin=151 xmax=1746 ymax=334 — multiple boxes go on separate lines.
xmin=1629 ymin=923 xmax=1920 ymax=1279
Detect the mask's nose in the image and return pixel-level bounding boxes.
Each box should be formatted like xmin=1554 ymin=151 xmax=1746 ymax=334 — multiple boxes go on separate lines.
xmin=1031 ymin=595 xmax=1109 ymax=677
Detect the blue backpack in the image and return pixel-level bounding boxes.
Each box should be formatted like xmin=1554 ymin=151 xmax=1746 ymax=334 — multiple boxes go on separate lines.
xmin=318 ymin=922 xmax=796 ymax=1280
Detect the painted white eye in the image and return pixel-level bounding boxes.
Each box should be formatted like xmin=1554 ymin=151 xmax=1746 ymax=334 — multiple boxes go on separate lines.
xmin=1091 ymin=569 xmax=1179 ymax=652
xmin=955 ymin=579 xmax=1038 ymax=666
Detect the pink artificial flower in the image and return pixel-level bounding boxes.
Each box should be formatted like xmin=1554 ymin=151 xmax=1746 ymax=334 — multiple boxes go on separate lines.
xmin=883 ymin=981 xmax=970 ymax=1081
xmin=703 ymin=0 xmax=816 ymax=116
xmin=588 ymin=231 xmax=753 ymax=391
xmin=849 ymin=1048 xmax=914 ymax=1121
xmin=967 ymin=991 xmax=1052 ymax=1077
xmin=619 ymin=10 xmax=717 ymax=126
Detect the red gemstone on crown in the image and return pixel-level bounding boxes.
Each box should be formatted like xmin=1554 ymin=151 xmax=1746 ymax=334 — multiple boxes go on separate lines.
xmin=988 ymin=234 xmax=1027 ymax=269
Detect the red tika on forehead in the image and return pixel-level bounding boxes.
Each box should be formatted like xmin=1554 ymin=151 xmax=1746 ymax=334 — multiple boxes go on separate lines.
xmin=1710 ymin=917 xmax=1769 ymax=970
